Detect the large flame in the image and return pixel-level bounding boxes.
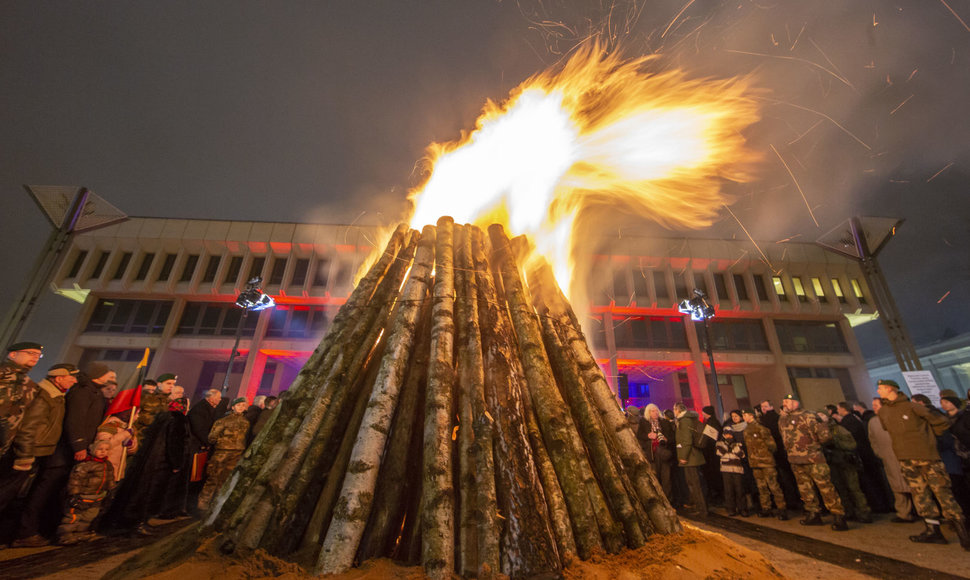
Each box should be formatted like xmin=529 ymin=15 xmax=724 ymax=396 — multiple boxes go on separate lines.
xmin=409 ymin=44 xmax=761 ymax=292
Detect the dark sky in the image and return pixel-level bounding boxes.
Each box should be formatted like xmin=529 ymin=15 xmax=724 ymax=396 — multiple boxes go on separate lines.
xmin=2 ymin=1 xmax=969 ymax=362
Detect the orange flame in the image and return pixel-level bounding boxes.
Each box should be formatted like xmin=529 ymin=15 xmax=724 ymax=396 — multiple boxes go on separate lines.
xmin=408 ymin=44 xmax=761 ymax=292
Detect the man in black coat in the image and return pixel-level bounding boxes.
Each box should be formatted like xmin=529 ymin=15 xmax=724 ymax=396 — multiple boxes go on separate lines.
xmin=64 ymin=363 xmax=114 ymax=462
xmin=173 ymin=388 xmax=223 ymax=515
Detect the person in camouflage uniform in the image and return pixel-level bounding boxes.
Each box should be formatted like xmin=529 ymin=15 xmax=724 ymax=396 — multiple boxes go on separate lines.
xmin=134 ymin=373 xmax=176 ymax=444
xmin=818 ymin=411 xmax=873 ymax=523
xmin=0 ymin=342 xmax=43 ymax=459
xmin=742 ymin=409 xmax=788 ymax=519
xmin=57 ymin=439 xmax=115 ymax=544
xmin=197 ymin=397 xmax=250 ymax=511
xmin=779 ymin=395 xmax=848 ymax=531
xmin=876 ymin=379 xmax=970 ymax=549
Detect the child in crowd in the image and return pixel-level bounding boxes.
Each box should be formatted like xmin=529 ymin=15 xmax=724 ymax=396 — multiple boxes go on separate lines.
xmin=716 ymin=426 xmax=749 ymax=517
xmin=57 ymin=439 xmax=115 ymax=544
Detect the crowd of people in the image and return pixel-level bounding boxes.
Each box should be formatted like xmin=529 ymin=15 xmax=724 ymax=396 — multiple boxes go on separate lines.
xmin=0 ymin=341 xmax=280 ymax=547
xmin=626 ymin=379 xmax=970 ymax=551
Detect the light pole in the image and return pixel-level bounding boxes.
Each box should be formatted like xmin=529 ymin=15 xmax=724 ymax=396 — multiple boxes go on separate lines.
xmin=222 ymin=276 xmax=275 ymax=393
xmin=679 ymin=288 xmax=724 ymax=421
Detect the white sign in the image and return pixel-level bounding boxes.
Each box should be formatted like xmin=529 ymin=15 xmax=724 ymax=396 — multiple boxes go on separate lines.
xmin=902 ymin=371 xmax=941 ymax=408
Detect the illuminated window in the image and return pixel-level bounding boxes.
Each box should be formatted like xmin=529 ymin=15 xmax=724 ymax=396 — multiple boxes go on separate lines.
xmin=831 ymin=278 xmax=847 ymax=303
xmin=791 ymin=277 xmax=808 ymax=302
xmin=811 ymin=277 xmax=825 ymax=299
xmin=772 ymin=276 xmax=786 ymax=298
xmin=850 ymin=279 xmax=867 ymax=304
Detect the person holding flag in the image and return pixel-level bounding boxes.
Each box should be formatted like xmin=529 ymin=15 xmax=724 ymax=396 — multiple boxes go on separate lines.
xmin=102 ymin=349 xmax=150 ymax=478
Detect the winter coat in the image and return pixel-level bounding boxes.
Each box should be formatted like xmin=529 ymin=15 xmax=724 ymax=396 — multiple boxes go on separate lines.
xmin=823 ymin=422 xmax=861 ymax=467
xmin=96 ymin=416 xmax=138 ymax=481
xmin=877 ymin=394 xmax=949 ymax=461
xmin=779 ymin=408 xmax=831 ymax=464
xmin=0 ymin=359 xmax=37 ymax=458
xmin=63 ymin=374 xmax=108 ymax=454
xmin=675 ymin=410 xmax=706 ymax=467
xmin=868 ymin=416 xmax=911 ymax=494
xmin=187 ymin=399 xmax=220 ymax=450
xmin=637 ymin=416 xmax=676 ymax=464
xmin=208 ymin=412 xmax=250 ymax=451
xmin=950 ymin=407 xmax=970 ymax=459
xmin=744 ymin=420 xmax=777 ymax=468
xmin=66 ymin=456 xmax=115 ymax=497
xmin=12 ymin=378 xmax=66 ymax=467
xmin=134 ymin=390 xmax=168 ymax=434
xmin=716 ymin=433 xmax=746 ymax=474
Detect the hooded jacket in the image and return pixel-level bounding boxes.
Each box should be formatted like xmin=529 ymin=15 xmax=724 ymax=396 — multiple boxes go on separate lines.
xmin=675 ymin=410 xmax=706 ymax=467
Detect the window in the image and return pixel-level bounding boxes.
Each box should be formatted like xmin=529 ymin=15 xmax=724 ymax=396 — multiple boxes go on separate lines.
xmin=774 ymin=320 xmax=849 ymax=353
xmin=265 ymin=306 xmax=328 ymax=339
xmin=90 ymin=251 xmax=110 ymax=279
xmin=269 ymin=257 xmax=287 ymax=285
xmin=772 ymin=276 xmax=785 ymax=299
xmin=673 ymin=272 xmax=688 ymax=301
xmin=313 ymin=256 xmax=331 ymax=288
xmin=632 ymin=269 xmax=649 ymax=303
xmin=612 ymin=267 xmax=630 ymax=303
xmin=791 ymin=277 xmax=808 ymax=302
xmin=134 ymin=253 xmax=155 ymax=281
xmin=755 ymin=275 xmax=770 ymax=301
xmin=709 ymin=319 xmax=769 ymax=351
xmin=678 ymin=372 xmax=693 ymax=407
xmin=850 ymin=279 xmax=867 ymax=304
xmin=831 ymin=278 xmax=847 ymax=303
xmin=332 ymin=259 xmax=353 ymax=289
xmin=202 ymin=255 xmax=221 ymax=283
xmin=713 ymin=273 xmax=729 ymax=302
xmin=653 ymin=271 xmax=668 ymax=301
xmin=68 ymin=250 xmax=88 ymax=278
xmin=177 ymin=302 xmax=258 ymax=337
xmin=811 ymin=277 xmax=825 ymax=299
xmin=248 ymin=257 xmax=266 ymax=282
xmin=291 ymin=258 xmax=310 ymax=286
xmin=613 ymin=316 xmax=688 ymax=350
xmin=589 ymin=316 xmax=607 ymax=349
xmin=224 ymin=256 xmax=242 ymax=284
xmin=157 ymin=253 xmax=177 ymax=281
xmin=180 ymin=255 xmax=199 ymax=282
xmin=112 ymin=252 xmax=132 ymax=280
xmin=85 ymin=299 xmax=173 ymax=334
xmin=733 ymin=274 xmax=749 ymax=301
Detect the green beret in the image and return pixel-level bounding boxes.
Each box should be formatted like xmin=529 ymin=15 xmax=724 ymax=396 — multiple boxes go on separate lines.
xmin=232 ymin=397 xmax=248 ymax=407
xmin=877 ymin=379 xmax=900 ymax=390
xmin=157 ymin=373 xmax=177 ymax=383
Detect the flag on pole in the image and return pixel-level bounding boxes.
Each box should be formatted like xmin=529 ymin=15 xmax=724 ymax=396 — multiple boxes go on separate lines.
xmin=105 ymin=348 xmax=150 ymax=417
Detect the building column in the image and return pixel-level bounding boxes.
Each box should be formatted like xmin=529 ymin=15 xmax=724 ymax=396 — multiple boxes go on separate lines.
xmin=682 ymin=317 xmax=712 ymax=410
xmin=838 ymin=317 xmax=873 ymax=400
xmin=761 ymin=317 xmax=793 ymax=400
xmin=232 ymin=308 xmax=271 ymax=400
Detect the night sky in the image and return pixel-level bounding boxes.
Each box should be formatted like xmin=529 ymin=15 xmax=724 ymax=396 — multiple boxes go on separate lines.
xmin=2 ymin=1 xmax=968 ymax=363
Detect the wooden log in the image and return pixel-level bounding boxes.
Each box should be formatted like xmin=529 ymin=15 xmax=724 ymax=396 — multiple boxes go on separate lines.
xmin=455 ymin=225 xmax=500 ymax=578
xmin=473 ymin=228 xmax=563 ymax=577
xmin=210 ymin=225 xmax=411 ymax=533
xmin=486 ymin=224 xmax=604 ymax=559
xmin=530 ymin=261 xmax=681 ymax=535
xmin=260 ymin=233 xmax=420 ymax=551
xmin=421 ymin=217 xmax=457 ymax=580
xmin=316 ymin=224 xmax=437 ymax=575
xmin=538 ymin=312 xmax=644 ymax=549
xmin=355 ymin=284 xmax=432 ymax=561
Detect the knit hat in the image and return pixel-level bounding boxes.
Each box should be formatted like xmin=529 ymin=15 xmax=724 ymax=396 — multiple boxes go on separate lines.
xmin=84 ymin=362 xmax=112 ymax=381
xmin=157 ymin=373 xmax=177 ymax=383
xmin=168 ymin=397 xmax=188 ymax=414
xmin=231 ymin=397 xmax=248 ymax=407
xmin=47 ymin=363 xmax=79 ymax=377
xmin=940 ymin=389 xmax=963 ymax=407
xmin=701 ymin=406 xmax=715 ymax=416
xmin=7 ymin=341 xmax=43 ymax=352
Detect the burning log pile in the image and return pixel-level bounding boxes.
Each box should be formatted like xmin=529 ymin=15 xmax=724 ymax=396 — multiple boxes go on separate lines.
xmin=202 ymin=217 xmax=680 ymax=579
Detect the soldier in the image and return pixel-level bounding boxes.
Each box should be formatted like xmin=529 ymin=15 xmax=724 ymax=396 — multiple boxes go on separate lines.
xmin=779 ymin=395 xmax=848 ymax=531
xmin=876 ymin=379 xmax=970 ymax=549
xmin=0 ymin=342 xmax=43 ymax=460
xmin=197 ymin=397 xmax=250 ymax=511
xmin=741 ymin=409 xmax=788 ymax=520
xmin=817 ymin=411 xmax=873 ymax=523
xmin=673 ymin=402 xmax=707 ymax=518
xmin=134 ymin=373 xmax=176 ymax=444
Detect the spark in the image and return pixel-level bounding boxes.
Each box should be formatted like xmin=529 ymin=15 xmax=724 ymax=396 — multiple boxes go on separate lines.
xmin=790 ymin=25 xmax=806 ymax=51
xmin=766 ymin=99 xmax=871 ymax=150
xmin=771 ymin=144 xmax=820 ymax=227
xmin=661 ymin=0 xmax=696 ymax=39
xmin=927 ymin=162 xmax=954 ymax=182
xmin=940 ymin=0 xmax=970 ymax=32
xmin=725 ymin=48 xmax=856 ymax=93
xmin=787 ymin=119 xmax=823 ymax=146
xmin=808 ymin=37 xmax=854 ymax=92
xmin=890 ymin=95 xmax=914 ymax=116
xmin=873 ymin=13 xmax=879 ymax=27
xmin=723 ymin=205 xmax=772 ymax=268
xmin=906 ymin=69 xmax=919 ymax=82
xmin=775 ymin=234 xmax=803 ymax=243
xmin=937 ymin=291 xmax=951 ymax=304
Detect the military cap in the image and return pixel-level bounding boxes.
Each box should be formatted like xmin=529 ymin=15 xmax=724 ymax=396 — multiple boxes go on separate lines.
xmin=876 ymin=379 xmax=900 ymax=390
xmin=47 ymin=363 xmax=79 ymax=377
xmin=7 ymin=341 xmax=43 ymax=352
xmin=784 ymin=393 xmax=799 ymax=401
xmin=739 ymin=408 xmax=756 ymax=416
xmin=231 ymin=397 xmax=248 ymax=407
xmin=157 ymin=373 xmax=177 ymax=383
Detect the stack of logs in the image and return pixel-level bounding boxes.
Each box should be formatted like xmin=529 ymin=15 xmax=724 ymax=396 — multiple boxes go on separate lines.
xmin=205 ymin=217 xmax=680 ymax=579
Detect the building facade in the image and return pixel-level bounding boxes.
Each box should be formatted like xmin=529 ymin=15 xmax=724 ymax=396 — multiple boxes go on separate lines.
xmin=50 ymin=217 xmax=877 ymax=416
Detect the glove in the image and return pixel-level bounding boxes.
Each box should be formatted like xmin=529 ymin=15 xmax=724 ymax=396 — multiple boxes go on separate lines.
xmin=123 ymin=439 xmax=135 ymax=448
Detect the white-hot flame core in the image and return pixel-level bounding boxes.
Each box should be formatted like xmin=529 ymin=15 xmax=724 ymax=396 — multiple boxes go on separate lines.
xmin=408 ymin=45 xmax=761 ymax=292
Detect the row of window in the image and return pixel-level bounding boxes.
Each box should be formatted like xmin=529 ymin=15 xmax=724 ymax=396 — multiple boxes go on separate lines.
xmin=66 ymin=247 xmax=356 ymax=291
xmin=592 ymin=316 xmax=848 ymax=354
xmin=601 ymin=267 xmax=867 ymax=308
xmin=85 ymin=299 xmax=330 ymax=340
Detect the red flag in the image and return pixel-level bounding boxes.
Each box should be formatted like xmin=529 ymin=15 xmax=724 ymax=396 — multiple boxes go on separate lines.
xmin=105 ymin=348 xmax=150 ymax=417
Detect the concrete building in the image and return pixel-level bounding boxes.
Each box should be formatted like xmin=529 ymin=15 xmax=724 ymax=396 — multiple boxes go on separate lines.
xmin=866 ymin=332 xmax=970 ymax=398
xmin=49 ymin=217 xmax=877 ymax=416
